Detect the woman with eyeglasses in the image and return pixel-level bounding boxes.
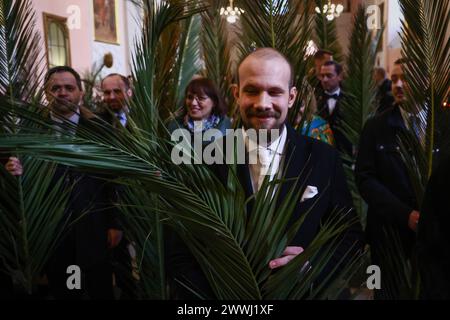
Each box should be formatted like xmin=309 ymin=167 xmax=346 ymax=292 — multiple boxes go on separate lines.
xmin=167 ymin=77 xmax=231 ymax=144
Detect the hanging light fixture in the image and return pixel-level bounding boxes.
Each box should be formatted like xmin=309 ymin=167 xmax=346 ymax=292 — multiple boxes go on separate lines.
xmin=315 ymin=0 xmax=344 ymax=21
xmin=220 ymin=0 xmax=245 ymax=24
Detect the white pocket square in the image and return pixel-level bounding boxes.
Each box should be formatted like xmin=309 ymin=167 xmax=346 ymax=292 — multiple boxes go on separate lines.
xmin=300 ymin=186 xmax=318 ymax=202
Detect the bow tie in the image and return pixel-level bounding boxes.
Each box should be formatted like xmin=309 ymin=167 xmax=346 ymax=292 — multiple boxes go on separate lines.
xmin=324 ymin=93 xmax=339 ymax=100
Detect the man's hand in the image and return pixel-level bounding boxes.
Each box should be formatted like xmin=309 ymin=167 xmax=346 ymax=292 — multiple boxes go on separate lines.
xmin=5 ymin=157 xmax=23 ymax=176
xmin=107 ymin=228 xmax=123 ymax=248
xmin=408 ymin=210 xmax=420 ymax=232
xmin=269 ymin=246 xmax=304 ymax=269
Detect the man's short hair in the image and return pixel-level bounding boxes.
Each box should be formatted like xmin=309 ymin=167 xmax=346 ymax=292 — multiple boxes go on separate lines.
xmin=322 ymin=60 xmax=343 ymax=75
xmin=237 ymin=48 xmax=295 ymax=88
xmin=313 ymin=49 xmax=333 ymax=60
xmin=394 ymin=58 xmax=408 ymax=65
xmin=101 ymin=73 xmax=131 ymax=90
xmin=45 ymin=66 xmax=82 ymax=90
xmin=374 ymin=67 xmax=387 ymax=78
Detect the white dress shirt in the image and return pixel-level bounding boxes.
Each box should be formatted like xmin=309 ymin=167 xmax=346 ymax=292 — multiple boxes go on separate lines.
xmin=243 ymin=126 xmax=288 ymax=194
xmin=325 ymin=87 xmax=341 ymax=115
xmin=51 ymin=108 xmax=80 ymax=135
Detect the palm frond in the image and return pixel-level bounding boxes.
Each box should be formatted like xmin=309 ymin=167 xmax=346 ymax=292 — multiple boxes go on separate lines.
xmin=0 ymin=98 xmax=362 ymax=299
xmin=314 ymin=0 xmax=344 ymax=62
xmin=339 ymin=5 xmax=381 ymax=226
xmin=341 ymin=5 xmax=379 ymax=147
xmin=130 ymin=0 xmax=207 ymax=133
xmin=117 ymin=184 xmax=167 ymax=299
xmin=200 ymin=0 xmax=235 ymax=112
xmin=0 ymin=0 xmax=44 ymax=102
xmin=0 ymin=157 xmax=71 ymax=294
xmin=1 ymin=0 xmax=363 ymax=300
xmin=376 ymin=227 xmax=420 ymax=299
xmin=398 ymin=0 xmax=450 ymax=178
xmin=175 ymin=15 xmax=203 ymax=108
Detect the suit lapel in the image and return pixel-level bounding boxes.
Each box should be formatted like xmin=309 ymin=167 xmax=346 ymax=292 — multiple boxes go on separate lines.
xmin=317 ymin=91 xmax=345 ymax=126
xmin=317 ymin=96 xmax=329 ymax=119
xmin=237 ymin=161 xmax=255 ymax=214
xmin=277 ymin=125 xmax=312 ymax=208
xmin=229 ymin=126 xmax=312 ymax=214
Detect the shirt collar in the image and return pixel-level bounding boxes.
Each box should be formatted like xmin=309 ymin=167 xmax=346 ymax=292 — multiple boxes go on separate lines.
xmin=399 ymin=104 xmax=426 ymax=122
xmin=243 ymin=125 xmax=287 ymax=155
xmin=50 ymin=107 xmax=80 ymax=125
xmin=324 ymin=87 xmax=341 ymax=96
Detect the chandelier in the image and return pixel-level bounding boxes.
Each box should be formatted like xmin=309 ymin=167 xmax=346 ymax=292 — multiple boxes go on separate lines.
xmin=220 ymin=0 xmax=245 ymax=24
xmin=315 ymin=0 xmax=344 ymax=21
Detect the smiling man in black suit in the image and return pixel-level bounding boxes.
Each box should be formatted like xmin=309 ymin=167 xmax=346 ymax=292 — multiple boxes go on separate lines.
xmin=166 ymin=48 xmax=363 ymax=299
xmin=355 ymin=59 xmax=423 ymax=299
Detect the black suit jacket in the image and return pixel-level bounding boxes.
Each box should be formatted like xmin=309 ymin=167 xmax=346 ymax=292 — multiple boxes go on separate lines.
xmin=212 ymin=125 xmax=360 ymax=248
xmin=48 ymin=116 xmax=120 ymax=270
xmin=317 ymin=90 xmax=353 ymax=158
xmin=417 ymin=155 xmax=450 ymax=299
xmin=96 ymin=110 xmax=131 ymax=130
xmin=166 ymin=125 xmax=363 ymax=298
xmin=355 ymin=106 xmax=417 ymax=255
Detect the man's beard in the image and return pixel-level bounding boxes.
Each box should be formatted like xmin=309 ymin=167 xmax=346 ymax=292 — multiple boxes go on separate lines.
xmin=243 ymin=108 xmax=284 ymax=144
xmin=245 ymin=109 xmax=281 ymax=119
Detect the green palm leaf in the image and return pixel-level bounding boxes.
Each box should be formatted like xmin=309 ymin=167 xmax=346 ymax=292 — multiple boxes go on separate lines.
xmin=0 ymin=99 xmax=361 ymax=299
xmin=117 ymin=184 xmax=166 ymax=299
xmin=200 ymin=0 xmax=235 ymax=112
xmin=0 ymin=157 xmax=71 ymax=294
xmin=398 ymin=0 xmax=450 ymax=179
xmin=314 ymin=0 xmax=344 ymax=63
xmin=0 ymin=1 xmax=363 ymax=300
xmin=131 ymin=0 xmax=207 ymax=133
xmin=339 ymin=5 xmax=381 ymax=227
xmin=0 ymin=0 xmax=44 ymax=101
xmin=0 ymin=0 xmax=70 ymax=296
xmin=390 ymin=0 xmax=449 ymax=299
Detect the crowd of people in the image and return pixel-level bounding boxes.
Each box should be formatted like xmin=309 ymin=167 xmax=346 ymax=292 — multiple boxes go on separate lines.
xmin=0 ymin=47 xmax=447 ymax=300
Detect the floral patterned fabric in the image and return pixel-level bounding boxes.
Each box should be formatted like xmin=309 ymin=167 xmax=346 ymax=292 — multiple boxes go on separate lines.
xmin=298 ymin=115 xmax=335 ymax=146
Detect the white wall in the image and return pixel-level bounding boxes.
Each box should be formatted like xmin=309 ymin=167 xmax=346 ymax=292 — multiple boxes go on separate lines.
xmin=125 ymin=0 xmax=144 ymax=74
xmin=31 ymin=0 xmax=140 ymax=79
xmin=32 ymin=0 xmax=93 ymax=74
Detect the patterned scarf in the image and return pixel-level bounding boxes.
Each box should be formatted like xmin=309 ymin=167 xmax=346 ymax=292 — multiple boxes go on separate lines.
xmin=184 ymin=114 xmax=220 ymax=133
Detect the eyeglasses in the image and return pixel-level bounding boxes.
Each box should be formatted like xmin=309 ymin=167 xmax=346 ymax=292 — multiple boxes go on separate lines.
xmin=186 ymin=94 xmax=210 ymax=102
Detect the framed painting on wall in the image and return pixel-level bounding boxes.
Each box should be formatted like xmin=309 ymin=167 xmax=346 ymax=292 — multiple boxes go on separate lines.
xmin=93 ymin=0 xmax=119 ymax=44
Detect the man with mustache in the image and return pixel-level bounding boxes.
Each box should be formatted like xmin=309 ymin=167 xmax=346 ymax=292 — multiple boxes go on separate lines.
xmin=166 ymin=48 xmax=363 ymax=299
xmin=355 ymin=59 xmax=421 ymax=299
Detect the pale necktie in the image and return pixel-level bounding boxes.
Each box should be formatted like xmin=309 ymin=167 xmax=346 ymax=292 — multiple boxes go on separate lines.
xmin=257 ymin=146 xmax=274 ymax=192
